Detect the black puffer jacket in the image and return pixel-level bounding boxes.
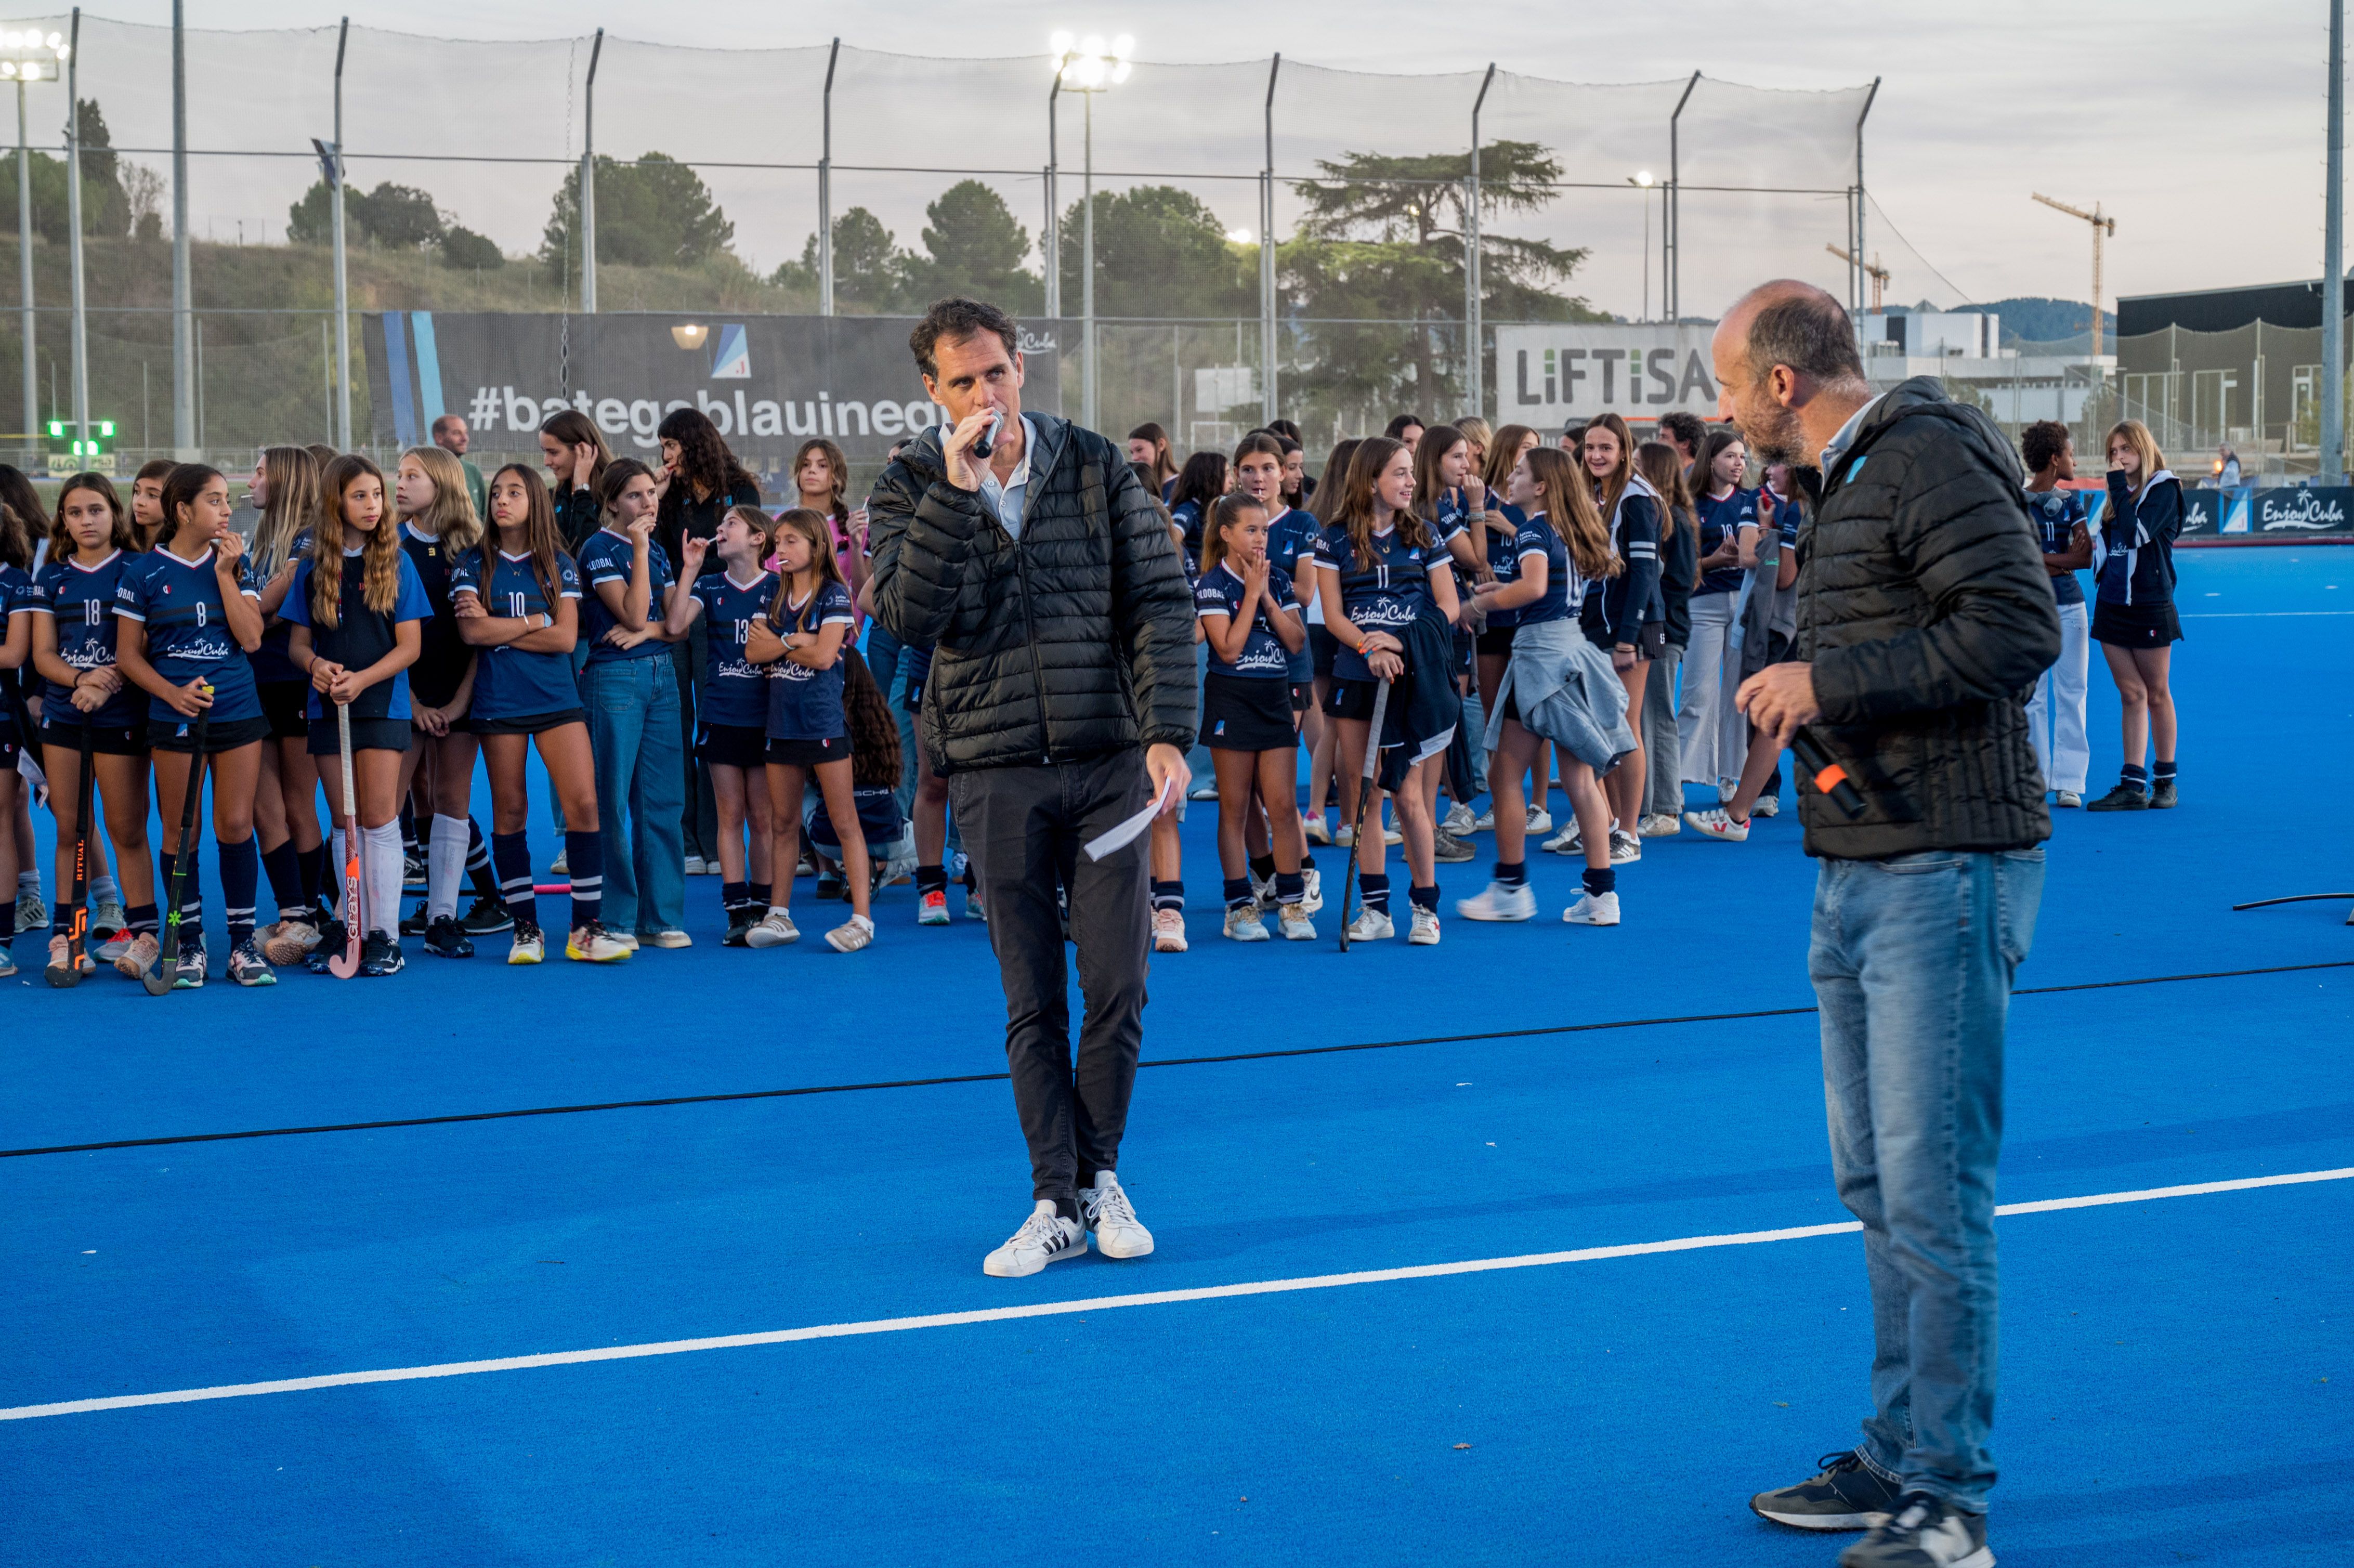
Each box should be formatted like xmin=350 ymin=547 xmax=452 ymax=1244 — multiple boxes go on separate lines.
xmin=867 ymin=413 xmax=1197 ymax=774
xmin=1797 ymin=377 xmax=2062 ymax=858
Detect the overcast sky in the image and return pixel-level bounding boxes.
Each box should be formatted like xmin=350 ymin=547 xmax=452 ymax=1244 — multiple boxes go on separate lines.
xmin=63 ymin=1 xmax=2333 ymax=319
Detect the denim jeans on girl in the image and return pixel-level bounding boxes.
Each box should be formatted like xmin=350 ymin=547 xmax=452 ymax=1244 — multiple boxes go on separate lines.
xmin=585 ymin=656 xmax=686 ymax=935
xmin=1807 ymin=845 xmax=2046 ymax=1515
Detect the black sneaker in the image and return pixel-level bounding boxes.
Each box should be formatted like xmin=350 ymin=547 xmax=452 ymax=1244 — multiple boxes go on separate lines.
xmin=174 ymin=936 xmax=208 ymax=990
xmin=460 ymin=894 xmax=515 ymax=936
xmin=402 ymin=851 xmax=429 ymax=892
xmin=816 ymin=869 xmax=846 ymax=901
xmin=2149 ymin=778 xmax=2177 ymax=809
xmin=306 ymin=918 xmax=349 ymax=974
xmin=424 ymin=915 xmax=475 ymax=959
xmin=1836 ymin=1491 xmax=1991 ymax=1568
xmin=358 ymin=931 xmax=406 ymax=976
xmin=2084 ymin=782 xmax=2149 ymax=812
xmin=399 ymin=903 xmax=429 ymax=938
xmin=721 ymin=908 xmax=756 ymax=947
xmin=1751 ymin=1449 xmax=1903 ymax=1532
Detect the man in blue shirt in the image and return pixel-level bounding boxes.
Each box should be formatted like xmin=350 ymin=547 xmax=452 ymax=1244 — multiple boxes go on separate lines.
xmin=2019 ymin=421 xmax=2093 ymax=807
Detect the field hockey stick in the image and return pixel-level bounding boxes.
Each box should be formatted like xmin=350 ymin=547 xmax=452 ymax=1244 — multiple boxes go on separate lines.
xmin=1337 ymin=676 xmax=1392 ymax=952
xmin=328 ymin=701 xmax=363 ymax=978
xmin=147 ymin=701 xmax=211 ymax=996
xmin=44 ymin=719 xmax=95 ymax=988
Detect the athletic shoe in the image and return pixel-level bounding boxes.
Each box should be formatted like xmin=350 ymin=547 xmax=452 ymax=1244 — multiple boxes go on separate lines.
xmin=461 ymin=896 xmax=514 ymax=936
xmin=16 ymin=889 xmax=45 ymax=934
xmin=46 ymin=933 xmax=95 ymax=978
xmin=1153 ymin=907 xmax=1188 ymax=953
xmin=305 ymin=918 xmax=350 ymax=974
xmin=1334 ymin=823 xmax=1355 ymax=848
xmin=1344 ymin=907 xmax=1393 ymax=942
xmin=1277 ymin=902 xmax=1316 ymax=940
xmin=796 ymin=850 xmax=817 ymax=878
xmin=2055 ymin=789 xmax=2083 ymax=808
xmin=683 ymin=854 xmax=709 ymax=877
xmin=1080 ymin=1171 xmax=1155 ymax=1259
xmin=1753 ymin=795 xmax=1781 ymax=818
xmin=507 ymin=921 xmax=545 ymax=964
xmin=1302 ymin=813 xmax=1332 ymax=846
xmin=1750 ymin=1451 xmax=1903 ymax=1533
xmin=566 ymin=922 xmax=632 ymax=962
xmin=226 ymin=937 xmax=276 ymax=986
xmin=642 ymin=929 xmax=692 ymax=949
xmin=1541 ymin=821 xmax=1584 ymax=855
xmin=1456 ymin=881 xmax=1536 ymax=922
xmin=112 ymin=932 xmax=160 ymax=982
xmin=0 ymin=943 xmax=14 ymax=978
xmin=721 ymin=908 xmax=757 ymax=947
xmin=1431 ymin=830 xmax=1476 ymax=863
xmin=174 ymin=936 xmax=208 ymax=989
xmin=1249 ymin=872 xmax=1280 ymax=911
xmin=982 ymin=1201 xmax=1088 ymax=1278
xmin=358 ymin=932 xmax=406 ymax=977
xmin=1223 ymin=905 xmax=1270 ymax=942
xmin=1638 ymin=812 xmax=1682 ymax=838
xmin=609 ymin=931 xmax=641 ymax=952
xmin=1837 ymin=1493 xmax=1991 ymax=1568
xmin=1407 ymin=906 xmax=1441 ymax=945
xmin=745 ymin=909 xmax=801 ymax=947
xmin=918 ymin=889 xmax=950 ymax=926
xmin=423 ymin=916 xmax=475 ymax=959
xmin=966 ymin=888 xmax=988 ymax=922
xmin=398 ymin=905 xmax=428 ymax=938
xmin=1525 ymin=806 xmax=1553 ymax=834
xmin=260 ymin=917 xmax=322 ymax=967
xmin=2085 ymin=782 xmax=2149 ymax=812
xmin=91 ymin=894 xmax=127 ymax=947
xmin=1299 ymin=865 xmax=1325 ymax=916
xmin=1685 ymin=807 xmax=1751 ymax=843
xmin=402 ymin=851 xmax=428 ymax=893
xmin=1441 ymin=801 xmax=1477 ymax=837
xmin=1187 ymin=781 xmax=1219 ymax=801
xmin=1382 ymin=824 xmax=1404 ymax=846
xmin=1608 ymin=829 xmax=1642 ymax=864
xmin=94 ymin=927 xmax=130 ymax=965
xmin=1563 ymin=891 xmax=1621 ymax=926
xmin=2150 ymin=779 xmax=2178 ymax=809
xmin=548 ymin=848 xmax=568 ymax=876
xmin=815 ymin=869 xmax=846 ymax=901
xmin=1470 ymin=806 xmax=1496 ymax=832
xmin=826 ymin=914 xmax=875 ymax=952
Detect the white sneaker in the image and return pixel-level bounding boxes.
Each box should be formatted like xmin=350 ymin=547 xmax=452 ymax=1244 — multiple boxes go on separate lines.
xmin=1455 ymin=881 xmax=1536 ymax=921
xmin=1302 ymin=813 xmax=1332 ymax=846
xmin=1563 ymin=890 xmax=1621 ymax=926
xmin=1334 ymin=824 xmax=1355 ymax=848
xmin=1277 ymin=901 xmax=1316 ymax=940
xmin=1685 ymin=807 xmax=1750 ymax=843
xmin=1153 ymin=907 xmax=1188 ymax=952
xmin=1382 ymin=824 xmax=1403 ymax=846
xmin=2056 ymin=789 xmax=2083 ymax=808
xmin=1080 ymin=1171 xmax=1155 ymax=1260
xmin=683 ymin=854 xmax=709 ymax=877
xmin=1407 ymin=906 xmax=1441 ymax=945
xmin=1638 ymin=812 xmax=1682 ymax=838
xmin=1470 ymin=806 xmax=1496 ymax=832
xmin=1345 ymin=907 xmax=1393 ymax=942
xmin=1525 ymin=806 xmax=1553 ymax=834
xmin=744 ymin=908 xmax=801 ymax=947
xmin=1223 ymin=905 xmax=1270 ymax=942
xmin=983 ymin=1200 xmax=1088 ymax=1278
xmin=1441 ymin=802 xmax=1477 ymax=837
xmin=608 ymin=930 xmax=642 ymax=952
xmin=1299 ymin=864 xmax=1324 ymax=915
xmin=1751 ymin=795 xmax=1780 ymax=818
xmin=1252 ymin=872 xmax=1280 ymax=911
xmin=644 ymin=929 xmax=692 ymax=949
xmin=1541 ymin=822 xmax=1584 ymax=855
xmin=548 ymin=849 xmax=568 ymax=877
xmin=1608 ymin=829 xmax=1642 ymax=864
xmin=565 ymin=923 xmax=633 ymax=962
xmin=1187 ymin=782 xmax=1220 ymax=801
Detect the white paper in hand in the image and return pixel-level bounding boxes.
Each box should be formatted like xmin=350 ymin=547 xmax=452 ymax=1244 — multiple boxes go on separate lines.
xmin=1081 ymin=772 xmax=1181 ymax=863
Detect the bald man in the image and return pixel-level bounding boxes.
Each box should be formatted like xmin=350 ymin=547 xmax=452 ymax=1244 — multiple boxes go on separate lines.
xmin=1718 ymin=282 xmax=2059 ymax=1568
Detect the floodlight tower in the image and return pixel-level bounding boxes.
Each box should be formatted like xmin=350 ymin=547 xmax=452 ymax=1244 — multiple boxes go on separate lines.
xmin=0 ymin=24 xmax=66 ymax=458
xmin=1050 ymin=31 xmax=1132 ymax=429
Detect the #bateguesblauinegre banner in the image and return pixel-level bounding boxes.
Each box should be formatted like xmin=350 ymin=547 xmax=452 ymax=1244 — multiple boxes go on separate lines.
xmin=1493 ymin=325 xmax=1722 ymax=423
xmin=362 ymin=312 xmax=1069 ymax=464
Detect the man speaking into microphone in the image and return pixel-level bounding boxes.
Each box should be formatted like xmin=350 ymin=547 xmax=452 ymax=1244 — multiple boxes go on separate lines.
xmin=1717 ymin=282 xmax=2060 ymax=1568
xmin=867 ymin=297 xmax=1196 ymax=1280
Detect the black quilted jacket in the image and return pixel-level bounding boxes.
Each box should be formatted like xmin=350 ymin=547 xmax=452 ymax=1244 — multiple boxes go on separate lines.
xmin=866 ymin=414 xmax=1198 ymax=775
xmin=1797 ymin=377 xmax=2062 ymax=859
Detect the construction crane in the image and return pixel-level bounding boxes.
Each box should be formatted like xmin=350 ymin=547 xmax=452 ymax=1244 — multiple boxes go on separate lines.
xmin=2032 ymin=193 xmax=2116 ymax=360
xmin=1826 ymin=244 xmax=1890 ymax=310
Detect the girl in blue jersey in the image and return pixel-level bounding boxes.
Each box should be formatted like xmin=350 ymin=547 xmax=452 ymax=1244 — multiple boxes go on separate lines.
xmin=1457 ymin=446 xmax=1628 ymax=926
xmin=664 ymin=503 xmax=781 ymax=946
xmin=1675 ymin=428 xmax=1758 ymax=808
xmin=2087 ymin=419 xmax=2185 ymax=811
xmin=1197 ymin=493 xmax=1314 ymax=942
xmin=281 ymin=455 xmax=431 ymax=976
xmin=1413 ymin=424 xmax=1499 ymax=848
xmin=744 ymin=506 xmax=872 ymax=954
xmin=452 ymin=464 xmax=627 ymax=964
xmin=1469 ymin=425 xmax=1556 ymax=842
xmin=1299 ymin=437 xmax=1363 ymax=845
xmin=1579 ymin=414 xmax=1663 ymax=866
xmin=114 ymin=464 xmax=270 ymax=988
xmin=1167 ymin=451 xmax=1229 ymax=574
xmin=246 ymin=446 xmax=331 ymax=955
xmin=577 ymin=456 xmax=688 ymax=949
xmin=1315 ymin=435 xmax=1461 ymax=946
xmin=0 ymin=498 xmax=31 ymax=976
xmin=1232 ymin=434 xmax=1324 ymax=914
xmin=20 ymin=475 xmax=158 ymax=980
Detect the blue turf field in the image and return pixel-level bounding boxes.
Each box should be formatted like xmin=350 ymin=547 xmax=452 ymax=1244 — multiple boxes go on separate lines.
xmin=3 ymin=545 xmax=2349 ymax=1565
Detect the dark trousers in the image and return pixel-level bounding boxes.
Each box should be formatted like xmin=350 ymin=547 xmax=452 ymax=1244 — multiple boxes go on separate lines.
xmin=672 ymin=630 xmax=720 ymax=860
xmin=950 ymin=750 xmax=1153 ymax=1210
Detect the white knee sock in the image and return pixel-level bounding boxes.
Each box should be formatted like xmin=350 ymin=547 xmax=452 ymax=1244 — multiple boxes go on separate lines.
xmin=428 ymin=814 xmax=468 ymax=921
xmin=363 ymin=822 xmax=404 ymax=939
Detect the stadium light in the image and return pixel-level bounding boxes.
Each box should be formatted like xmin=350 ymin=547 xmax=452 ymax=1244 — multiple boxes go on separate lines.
xmin=671 ymin=323 xmax=709 ymax=351
xmin=1 ymin=26 xmax=64 ymax=458
xmin=1049 ymin=29 xmax=1133 ymax=427
xmin=1226 ymin=228 xmax=1254 ymax=244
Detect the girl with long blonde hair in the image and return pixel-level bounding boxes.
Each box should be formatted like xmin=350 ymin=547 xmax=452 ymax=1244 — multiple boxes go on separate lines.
xmin=2086 ymin=418 xmax=2185 ymax=810
xmin=246 ymin=445 xmax=330 ymax=958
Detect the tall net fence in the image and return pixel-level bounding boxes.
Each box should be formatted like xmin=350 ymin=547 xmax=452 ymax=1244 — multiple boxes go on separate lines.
xmin=1 ymin=16 xmax=1879 ymax=485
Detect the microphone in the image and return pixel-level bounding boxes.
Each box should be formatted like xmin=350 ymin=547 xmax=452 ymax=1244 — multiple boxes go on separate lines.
xmin=1790 ymin=728 xmax=1867 ymax=820
xmin=972 ymin=411 xmax=1001 ymax=459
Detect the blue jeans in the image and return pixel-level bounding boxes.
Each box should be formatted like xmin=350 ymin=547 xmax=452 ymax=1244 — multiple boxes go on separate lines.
xmin=1808 ymin=846 xmax=2045 ymax=1514
xmin=584 ymin=656 xmax=686 ymax=935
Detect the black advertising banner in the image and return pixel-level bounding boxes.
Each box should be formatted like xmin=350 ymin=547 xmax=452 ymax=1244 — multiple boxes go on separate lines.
xmin=2177 ymin=488 xmax=2218 ymax=538
xmin=361 ymin=312 xmax=1070 ymax=475
xmin=2245 ymin=487 xmax=2354 ymax=539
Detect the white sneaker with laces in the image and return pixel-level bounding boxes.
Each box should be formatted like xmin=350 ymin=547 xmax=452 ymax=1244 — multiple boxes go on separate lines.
xmin=1080 ymin=1171 xmax=1154 ymax=1260
xmin=683 ymin=854 xmax=709 ymax=877
xmin=1223 ymin=905 xmax=1270 ymax=942
xmin=1638 ymin=812 xmax=1682 ymax=838
xmin=1345 ymin=907 xmax=1393 ymax=942
xmin=1334 ymin=824 xmax=1355 ymax=848
xmin=1441 ymin=802 xmax=1477 ymax=837
xmin=1302 ymin=814 xmax=1332 ymax=846
xmin=1751 ymin=795 xmax=1779 ymax=818
xmin=1525 ymin=807 xmax=1553 ymax=834
xmin=1685 ymin=807 xmax=1750 ymax=843
xmin=1563 ymin=890 xmax=1621 ymax=926
xmin=1541 ymin=822 xmax=1584 ymax=855
xmin=1470 ymin=806 xmax=1496 ymax=832
xmin=1153 ymin=907 xmax=1188 ymax=952
xmin=1277 ymin=902 xmax=1316 ymax=940
xmin=1608 ymin=829 xmax=1642 ymax=864
xmin=983 ymin=1201 xmax=1089 ymax=1278
xmin=2056 ymin=789 xmax=2083 ymax=808
xmin=1407 ymin=906 xmax=1441 ymax=945
xmin=548 ymin=849 xmax=568 ymax=877
xmin=1299 ymin=865 xmax=1324 ymax=915
xmin=1455 ymin=881 xmax=1536 ymax=921
xmin=744 ymin=908 xmax=801 ymax=947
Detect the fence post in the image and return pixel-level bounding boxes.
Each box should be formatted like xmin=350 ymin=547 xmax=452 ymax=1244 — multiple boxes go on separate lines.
xmin=1261 ymin=53 xmax=1281 ymax=426
xmin=1854 ymin=77 xmax=1880 ymax=332
xmin=580 ymin=28 xmax=602 ymax=315
xmin=2325 ymin=0 xmax=2345 ymax=484
xmin=1046 ymin=66 xmax=1064 ymax=319
xmin=65 ymin=6 xmax=87 ymax=450
xmin=19 ymin=73 xmax=34 ymax=462
xmin=1467 ymin=63 xmax=1494 ymax=422
xmin=1666 ymin=71 xmax=1697 ymax=324
xmin=171 ymin=0 xmax=195 ymax=456
xmin=819 ymin=37 xmax=839 ymax=317
xmin=328 ymin=17 xmax=350 ymax=451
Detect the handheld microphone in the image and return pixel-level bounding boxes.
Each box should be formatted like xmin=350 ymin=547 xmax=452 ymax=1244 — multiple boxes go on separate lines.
xmin=1791 ymin=728 xmax=1867 ymax=820
xmin=972 ymin=411 xmax=1001 ymax=459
